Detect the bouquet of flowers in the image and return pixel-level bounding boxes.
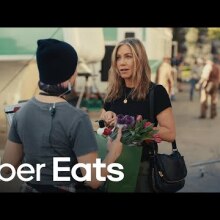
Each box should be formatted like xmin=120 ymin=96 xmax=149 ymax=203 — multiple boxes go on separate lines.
xmin=97 ymin=114 xmax=161 ymax=147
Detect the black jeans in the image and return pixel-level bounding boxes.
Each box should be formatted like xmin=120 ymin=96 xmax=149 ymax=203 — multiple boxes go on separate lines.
xmin=135 ymin=161 xmax=154 ymax=192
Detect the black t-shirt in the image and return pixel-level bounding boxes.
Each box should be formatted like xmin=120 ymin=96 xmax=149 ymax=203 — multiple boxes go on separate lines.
xmin=103 ymin=82 xmax=172 ymax=161
xmin=104 ymin=83 xmax=171 ymax=125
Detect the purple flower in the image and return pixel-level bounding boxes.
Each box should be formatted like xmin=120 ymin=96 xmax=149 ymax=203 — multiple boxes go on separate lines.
xmin=117 ymin=114 xmax=126 ymax=124
xmin=117 ymin=114 xmax=135 ymax=128
xmin=123 ymin=115 xmax=135 ymax=126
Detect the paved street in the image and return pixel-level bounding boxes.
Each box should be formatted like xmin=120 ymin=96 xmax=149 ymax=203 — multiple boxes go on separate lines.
xmin=171 ymin=84 xmax=220 ymax=192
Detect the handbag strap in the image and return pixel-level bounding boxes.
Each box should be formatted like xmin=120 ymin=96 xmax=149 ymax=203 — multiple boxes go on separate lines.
xmin=149 ymin=83 xmax=158 ymax=154
xmin=149 ymin=83 xmax=178 ymax=152
xmin=149 ymin=83 xmax=156 ymax=123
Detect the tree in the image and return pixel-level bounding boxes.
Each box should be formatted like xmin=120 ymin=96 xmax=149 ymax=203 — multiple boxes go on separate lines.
xmin=208 ymin=28 xmax=220 ymax=40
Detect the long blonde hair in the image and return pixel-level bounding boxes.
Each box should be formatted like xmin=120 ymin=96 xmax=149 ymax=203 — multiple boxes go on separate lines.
xmin=105 ymin=38 xmax=151 ymax=102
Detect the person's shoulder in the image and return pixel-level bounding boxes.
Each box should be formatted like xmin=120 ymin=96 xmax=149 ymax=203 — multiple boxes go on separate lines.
xmin=64 ymin=105 xmax=91 ymax=127
xmin=153 ymin=83 xmax=168 ymax=96
xmin=15 ymin=98 xmax=33 ymax=114
xmin=65 ymin=103 xmax=88 ymax=118
xmin=149 ymin=81 xmax=156 ymax=89
xmin=150 ymin=82 xmax=165 ymax=91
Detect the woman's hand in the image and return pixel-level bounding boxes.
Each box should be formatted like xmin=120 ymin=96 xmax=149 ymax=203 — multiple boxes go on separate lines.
xmin=101 ymin=111 xmax=117 ymax=127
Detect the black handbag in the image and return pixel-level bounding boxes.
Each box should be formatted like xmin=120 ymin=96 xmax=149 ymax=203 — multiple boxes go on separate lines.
xmin=149 ymin=84 xmax=187 ymax=193
xmin=150 ymin=141 xmax=187 ymax=192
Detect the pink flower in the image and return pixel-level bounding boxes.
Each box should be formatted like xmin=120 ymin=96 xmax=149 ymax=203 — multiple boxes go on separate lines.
xmin=136 ymin=115 xmax=142 ymax=122
xmin=144 ymin=121 xmax=152 ymax=128
xmin=103 ymin=127 xmax=112 ymax=136
xmin=153 ymin=134 xmax=161 ymax=143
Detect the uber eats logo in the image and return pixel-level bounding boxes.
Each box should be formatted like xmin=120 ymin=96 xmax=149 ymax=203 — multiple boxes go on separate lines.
xmin=0 ymin=158 xmax=124 ymax=182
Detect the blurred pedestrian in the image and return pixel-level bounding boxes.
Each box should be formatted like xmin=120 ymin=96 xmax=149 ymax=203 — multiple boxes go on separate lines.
xmin=189 ymin=58 xmax=203 ymax=101
xmin=155 ymin=57 xmax=174 ymax=98
xmin=196 ymin=58 xmax=220 ymax=119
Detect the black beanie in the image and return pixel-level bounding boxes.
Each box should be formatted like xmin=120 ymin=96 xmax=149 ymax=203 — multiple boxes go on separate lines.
xmin=36 ymin=39 xmax=78 ymax=85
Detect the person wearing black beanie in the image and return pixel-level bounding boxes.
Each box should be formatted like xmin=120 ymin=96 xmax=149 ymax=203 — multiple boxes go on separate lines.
xmin=2 ymin=39 xmax=123 ymax=193
xmin=36 ymin=38 xmax=78 ymax=85
xmin=36 ymin=39 xmax=78 ymax=96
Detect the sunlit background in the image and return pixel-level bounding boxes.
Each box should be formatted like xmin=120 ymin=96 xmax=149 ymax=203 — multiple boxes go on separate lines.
xmin=0 ymin=28 xmax=220 ymax=192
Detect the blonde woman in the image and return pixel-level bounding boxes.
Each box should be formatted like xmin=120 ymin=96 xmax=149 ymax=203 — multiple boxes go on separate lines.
xmin=100 ymin=38 xmax=176 ymax=192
